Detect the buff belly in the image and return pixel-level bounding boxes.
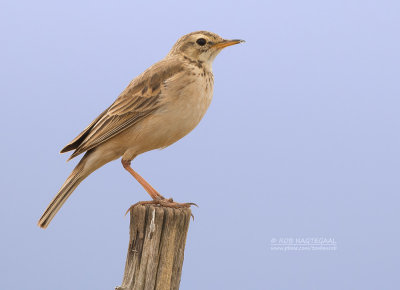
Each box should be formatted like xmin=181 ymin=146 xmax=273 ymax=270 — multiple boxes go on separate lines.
xmin=96 ymin=77 xmax=214 ymax=162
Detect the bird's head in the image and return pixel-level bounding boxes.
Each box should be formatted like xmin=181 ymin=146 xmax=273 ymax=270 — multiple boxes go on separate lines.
xmin=168 ymin=31 xmax=244 ymax=65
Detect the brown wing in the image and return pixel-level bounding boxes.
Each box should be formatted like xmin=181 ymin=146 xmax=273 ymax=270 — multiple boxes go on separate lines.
xmin=61 ymin=58 xmax=184 ymax=160
xmin=60 ymin=107 xmax=110 ymax=154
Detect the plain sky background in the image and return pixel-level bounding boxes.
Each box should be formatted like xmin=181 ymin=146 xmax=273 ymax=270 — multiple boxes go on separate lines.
xmin=1 ymin=0 xmax=399 ymax=289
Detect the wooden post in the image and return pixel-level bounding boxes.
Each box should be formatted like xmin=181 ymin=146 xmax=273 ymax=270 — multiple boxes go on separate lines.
xmin=116 ymin=205 xmax=192 ymax=290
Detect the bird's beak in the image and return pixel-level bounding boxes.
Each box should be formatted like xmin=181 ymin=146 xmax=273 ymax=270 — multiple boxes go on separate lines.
xmin=212 ymin=39 xmax=245 ymax=49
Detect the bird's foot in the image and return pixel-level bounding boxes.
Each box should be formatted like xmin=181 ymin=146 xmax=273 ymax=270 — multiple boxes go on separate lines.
xmin=125 ymin=197 xmax=197 ymax=215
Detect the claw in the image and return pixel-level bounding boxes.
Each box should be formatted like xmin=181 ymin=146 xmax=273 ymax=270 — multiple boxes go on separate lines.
xmin=125 ymin=198 xmax=197 ymax=216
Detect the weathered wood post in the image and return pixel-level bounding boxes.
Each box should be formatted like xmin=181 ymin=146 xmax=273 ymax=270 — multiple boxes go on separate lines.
xmin=116 ymin=204 xmax=192 ymax=290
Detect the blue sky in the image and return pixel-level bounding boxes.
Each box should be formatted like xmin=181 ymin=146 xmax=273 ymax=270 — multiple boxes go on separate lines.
xmin=1 ymin=0 xmax=399 ymax=289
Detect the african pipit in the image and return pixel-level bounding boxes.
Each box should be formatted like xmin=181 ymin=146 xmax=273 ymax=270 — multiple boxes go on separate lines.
xmin=38 ymin=31 xmax=244 ymax=228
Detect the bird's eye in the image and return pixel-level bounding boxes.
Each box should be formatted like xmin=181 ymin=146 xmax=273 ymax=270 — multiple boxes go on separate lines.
xmin=196 ymin=38 xmax=207 ymax=46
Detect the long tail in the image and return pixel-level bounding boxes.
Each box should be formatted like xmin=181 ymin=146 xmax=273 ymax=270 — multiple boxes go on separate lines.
xmin=38 ymin=154 xmax=90 ymax=229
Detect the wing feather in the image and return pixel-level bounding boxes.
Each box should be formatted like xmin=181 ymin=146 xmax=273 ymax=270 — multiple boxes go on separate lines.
xmin=60 ymin=107 xmax=110 ymax=153
xmin=62 ymin=58 xmax=184 ymax=160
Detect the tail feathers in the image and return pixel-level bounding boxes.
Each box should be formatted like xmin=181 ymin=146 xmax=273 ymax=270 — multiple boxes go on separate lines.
xmin=38 ymin=168 xmax=84 ymax=229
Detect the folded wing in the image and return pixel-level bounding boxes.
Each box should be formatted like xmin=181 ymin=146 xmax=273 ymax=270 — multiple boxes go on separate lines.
xmin=61 ymin=59 xmax=184 ymax=160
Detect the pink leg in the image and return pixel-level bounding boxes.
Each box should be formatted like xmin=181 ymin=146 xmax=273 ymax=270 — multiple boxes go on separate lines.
xmin=122 ymin=159 xmax=165 ymax=200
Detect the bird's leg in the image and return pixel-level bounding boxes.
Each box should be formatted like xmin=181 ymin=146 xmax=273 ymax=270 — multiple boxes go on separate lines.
xmin=121 ymin=159 xmax=197 ymax=212
xmin=121 ymin=159 xmax=165 ymax=200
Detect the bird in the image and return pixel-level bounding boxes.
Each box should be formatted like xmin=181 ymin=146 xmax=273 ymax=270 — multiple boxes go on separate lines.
xmin=38 ymin=31 xmax=244 ymax=229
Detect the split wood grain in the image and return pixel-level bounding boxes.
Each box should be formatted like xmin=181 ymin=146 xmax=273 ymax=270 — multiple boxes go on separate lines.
xmin=116 ymin=205 xmax=191 ymax=290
